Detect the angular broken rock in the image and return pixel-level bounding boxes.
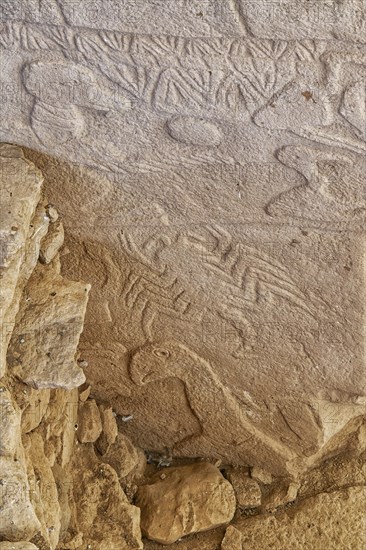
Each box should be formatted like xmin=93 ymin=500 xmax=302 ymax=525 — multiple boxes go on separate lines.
xmin=68 ymin=445 xmax=143 ymax=550
xmin=0 ymin=457 xmax=41 ymax=542
xmin=0 ymin=388 xmax=21 ymax=457
xmin=25 ymin=432 xmax=61 ymax=549
xmin=0 ymin=145 xmax=45 ymax=378
xmin=77 ymin=399 xmax=103 ymax=443
xmin=95 ymin=404 xmax=118 ymax=454
xmin=7 ymin=263 xmax=90 ymax=390
xmin=0 ymin=544 xmax=39 ymax=549
xmin=262 ymin=480 xmax=300 ymax=512
xmin=136 ymin=462 xmax=236 ymax=544
xmin=39 ymin=218 xmax=64 ymax=265
xmin=101 ymin=432 xmax=144 ymax=479
xmin=221 ymin=526 xmax=243 ymax=550
xmin=235 ymin=486 xmax=366 ymax=550
xmin=227 ymin=468 xmax=262 ymax=509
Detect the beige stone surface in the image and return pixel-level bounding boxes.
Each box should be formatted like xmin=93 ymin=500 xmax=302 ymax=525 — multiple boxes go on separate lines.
xmin=0 ymin=388 xmax=21 ymax=457
xmin=7 ymin=263 xmax=90 ymax=390
xmin=95 ymin=403 xmax=118 ymax=454
xmin=24 ymin=432 xmax=61 ymax=549
xmin=0 ymin=544 xmax=39 ymax=549
xmin=234 ymin=486 xmax=366 ymax=550
xmin=76 ymin=399 xmax=103 ymax=443
xmin=136 ymin=462 xmax=236 ymax=544
xmin=262 ymin=480 xmax=300 ymax=512
xmin=101 ymin=432 xmax=144 ymax=480
xmin=19 ymin=387 xmax=50 ymax=434
xmin=221 ymin=526 xmax=243 ymax=550
xmin=1 ymin=0 xmax=365 ymax=480
xmin=0 ymin=457 xmax=41 ymax=542
xmin=0 ymin=145 xmax=45 ymax=378
xmin=39 ymin=217 xmax=64 ymax=265
xmin=227 ymin=468 xmax=262 ymax=509
xmin=67 ymin=445 xmax=143 ymax=550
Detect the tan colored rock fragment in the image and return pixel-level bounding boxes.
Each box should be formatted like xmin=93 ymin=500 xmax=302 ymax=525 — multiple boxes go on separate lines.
xmin=262 ymin=480 xmax=300 ymax=512
xmin=0 ymin=543 xmax=39 ymax=549
xmin=227 ymin=468 xmax=262 ymax=509
xmin=0 ymin=145 xmax=46 ymax=378
xmin=0 ymin=457 xmax=41 ymax=542
xmin=7 ymin=263 xmax=90 ymax=390
xmin=235 ymin=486 xmax=366 ymax=550
xmin=0 ymin=388 xmax=21 ymax=457
xmin=101 ymin=432 xmax=144 ymax=479
xmin=39 ymin=218 xmax=64 ymax=265
xmin=67 ymin=445 xmax=143 ymax=550
xmin=78 ymin=384 xmax=91 ymax=402
xmin=136 ymin=462 xmax=236 ymax=544
xmin=251 ymin=467 xmax=273 ymax=485
xmin=95 ymin=404 xmax=118 ymax=454
xmin=221 ymin=526 xmax=243 ymax=550
xmin=77 ymin=399 xmax=102 ymax=443
xmin=24 ymin=432 xmax=61 ymax=549
xmin=19 ymin=387 xmax=50 ymax=434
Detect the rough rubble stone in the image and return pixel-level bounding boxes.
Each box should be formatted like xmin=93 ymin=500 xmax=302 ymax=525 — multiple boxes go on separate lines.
xmin=251 ymin=467 xmax=273 ymax=485
xmin=0 ymin=457 xmax=41 ymax=542
xmin=95 ymin=403 xmax=118 ymax=454
xmin=25 ymin=432 xmax=61 ymax=549
xmin=18 ymin=387 xmax=50 ymax=434
xmin=67 ymin=445 xmax=143 ymax=550
xmin=221 ymin=526 xmax=243 ymax=550
xmin=136 ymin=462 xmax=236 ymax=544
xmin=227 ymin=467 xmax=262 ymax=509
xmin=0 ymin=145 xmax=45 ymax=378
xmin=234 ymin=486 xmax=366 ymax=550
xmin=262 ymin=480 xmax=300 ymax=512
xmin=76 ymin=399 xmax=103 ymax=443
xmin=0 ymin=388 xmax=21 ymax=457
xmin=39 ymin=218 xmax=64 ymax=265
xmin=101 ymin=432 xmax=145 ymax=479
xmin=0 ymin=544 xmax=39 ymax=549
xmin=7 ymin=263 xmax=90 ymax=390
xmin=78 ymin=384 xmax=91 ymax=402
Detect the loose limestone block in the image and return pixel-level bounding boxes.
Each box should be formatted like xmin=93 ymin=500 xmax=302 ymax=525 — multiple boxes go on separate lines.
xmin=0 ymin=388 xmax=21 ymax=457
xmin=39 ymin=218 xmax=64 ymax=265
xmin=0 ymin=457 xmax=41 ymax=542
xmin=221 ymin=526 xmax=243 ymax=550
xmin=135 ymin=462 xmax=236 ymax=544
xmin=19 ymin=387 xmax=50 ymax=434
xmin=7 ymin=263 xmax=90 ymax=390
xmin=0 ymin=145 xmax=45 ymax=378
xmin=77 ymin=399 xmax=103 ymax=443
xmin=227 ymin=468 xmax=262 ymax=509
xmin=95 ymin=404 xmax=118 ymax=454
xmin=68 ymin=445 xmax=143 ymax=550
xmin=25 ymin=432 xmax=61 ymax=550
xmin=0 ymin=544 xmax=39 ymax=549
xmin=251 ymin=467 xmax=273 ymax=485
xmin=235 ymin=486 xmax=366 ymax=550
xmin=262 ymin=480 xmax=300 ymax=512
xmin=101 ymin=432 xmax=144 ymax=479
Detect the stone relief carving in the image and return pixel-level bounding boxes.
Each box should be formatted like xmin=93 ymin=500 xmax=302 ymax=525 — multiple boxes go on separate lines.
xmin=267 ymin=146 xmax=366 ymax=221
xmin=1 ymin=1 xmax=365 ymax=478
xmin=129 ymin=341 xmax=303 ymax=474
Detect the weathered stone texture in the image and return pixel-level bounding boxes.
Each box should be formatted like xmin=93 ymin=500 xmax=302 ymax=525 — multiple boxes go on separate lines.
xmin=136 ymin=462 xmax=236 ymax=544
xmin=235 ymin=486 xmax=366 ymax=550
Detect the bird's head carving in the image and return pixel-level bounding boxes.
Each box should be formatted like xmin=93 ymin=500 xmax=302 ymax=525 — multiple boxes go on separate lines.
xmin=129 ymin=341 xmax=184 ymax=386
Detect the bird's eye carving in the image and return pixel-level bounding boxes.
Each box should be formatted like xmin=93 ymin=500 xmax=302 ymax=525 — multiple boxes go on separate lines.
xmin=152 ymin=348 xmax=170 ymax=359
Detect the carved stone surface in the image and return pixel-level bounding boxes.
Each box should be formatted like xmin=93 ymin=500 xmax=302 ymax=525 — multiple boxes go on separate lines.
xmin=0 ymin=1 xmax=365 ymax=477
